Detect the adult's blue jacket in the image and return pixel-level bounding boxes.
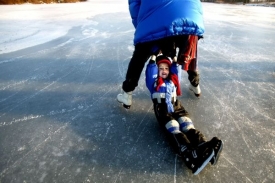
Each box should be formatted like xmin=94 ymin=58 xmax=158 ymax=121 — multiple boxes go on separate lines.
xmin=128 ymin=0 xmax=204 ymax=45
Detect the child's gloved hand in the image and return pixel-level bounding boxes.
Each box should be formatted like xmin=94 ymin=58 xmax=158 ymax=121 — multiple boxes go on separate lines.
xmin=150 ymin=45 xmax=160 ymax=62
xmin=169 ymin=48 xmax=177 ymax=58
xmin=151 ymin=45 xmax=160 ymax=56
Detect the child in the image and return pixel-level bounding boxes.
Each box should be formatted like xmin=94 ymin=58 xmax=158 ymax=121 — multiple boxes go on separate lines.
xmin=145 ymin=55 xmax=223 ymax=175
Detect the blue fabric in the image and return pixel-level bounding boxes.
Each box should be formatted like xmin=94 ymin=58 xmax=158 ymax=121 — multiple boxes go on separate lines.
xmin=145 ymin=62 xmax=158 ymax=93
xmin=180 ymin=122 xmax=194 ymax=132
xmin=128 ymin=0 xmax=204 ymax=45
xmin=165 ymin=81 xmax=174 ymax=113
xmin=167 ymin=126 xmax=181 ymax=134
xmin=165 ymin=120 xmax=181 ymax=134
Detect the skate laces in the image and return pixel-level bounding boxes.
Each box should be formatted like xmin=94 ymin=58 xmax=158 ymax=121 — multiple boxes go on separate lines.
xmin=180 ymin=145 xmax=187 ymax=153
xmin=192 ymin=150 xmax=198 ymax=158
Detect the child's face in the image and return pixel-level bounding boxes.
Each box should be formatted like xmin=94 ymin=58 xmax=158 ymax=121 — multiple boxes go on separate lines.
xmin=158 ymin=63 xmax=170 ymax=79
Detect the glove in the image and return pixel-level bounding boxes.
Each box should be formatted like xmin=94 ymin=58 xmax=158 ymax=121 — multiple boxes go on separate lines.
xmin=151 ymin=45 xmax=160 ymax=56
xmin=169 ymin=48 xmax=177 ymax=59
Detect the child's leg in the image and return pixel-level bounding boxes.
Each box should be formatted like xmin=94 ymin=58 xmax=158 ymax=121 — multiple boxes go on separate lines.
xmin=165 ymin=119 xmax=191 ymax=153
xmin=177 ymin=115 xmax=223 ymax=166
xmin=165 ymin=119 xmax=214 ymax=175
xmin=154 ymin=101 xmax=214 ymax=174
xmin=178 ymin=116 xmax=223 ymax=165
xmin=186 ymin=129 xmax=207 ymax=145
xmin=178 ymin=115 xmax=223 ymax=165
xmin=171 ymin=99 xmax=206 ymax=145
xmin=153 ymin=103 xmax=189 ymax=152
xmin=178 ymin=116 xmax=207 ymax=145
xmin=173 ymin=100 xmax=223 ymax=166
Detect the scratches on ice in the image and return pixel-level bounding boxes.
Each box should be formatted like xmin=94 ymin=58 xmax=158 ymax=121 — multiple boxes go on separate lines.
xmin=0 ymin=79 xmax=29 ymax=91
xmin=0 ymin=114 xmax=43 ymax=127
xmin=173 ymin=155 xmax=178 ymax=183
xmin=222 ymin=155 xmax=254 ymax=183
xmin=0 ymin=68 xmax=75 ymax=119
xmin=135 ymin=104 xmax=153 ymax=143
xmin=0 ymin=123 xmax=68 ymax=178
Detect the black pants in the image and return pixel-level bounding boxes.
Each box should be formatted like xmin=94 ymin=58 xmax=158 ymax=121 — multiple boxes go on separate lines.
xmin=153 ymin=99 xmax=189 ymax=127
xmin=122 ymin=35 xmax=200 ymax=92
xmin=122 ymin=42 xmax=153 ymax=92
xmin=153 ymin=99 xmax=206 ymax=150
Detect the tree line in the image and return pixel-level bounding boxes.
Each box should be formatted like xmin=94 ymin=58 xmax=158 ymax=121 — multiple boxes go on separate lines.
xmin=202 ymin=0 xmax=275 ymax=3
xmin=0 ymin=0 xmax=86 ymax=4
xmin=1 ymin=0 xmax=274 ymax=5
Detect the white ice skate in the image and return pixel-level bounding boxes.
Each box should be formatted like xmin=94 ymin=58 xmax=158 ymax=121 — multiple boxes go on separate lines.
xmin=189 ymin=84 xmax=201 ymax=97
xmin=117 ymin=91 xmax=132 ymax=109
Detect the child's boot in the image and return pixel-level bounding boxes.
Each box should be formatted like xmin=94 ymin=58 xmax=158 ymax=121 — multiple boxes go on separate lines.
xmin=117 ymin=91 xmax=132 ymax=109
xmin=182 ymin=144 xmax=214 ymax=175
xmin=208 ymin=137 xmax=223 ymax=165
xmin=185 ymin=129 xmax=223 ymax=166
xmin=173 ymin=133 xmax=214 ymax=175
xmin=197 ymin=137 xmax=223 ymax=165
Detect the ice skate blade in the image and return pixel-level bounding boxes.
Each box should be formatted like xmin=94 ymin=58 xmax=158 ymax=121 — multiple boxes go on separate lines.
xmin=117 ymin=99 xmax=131 ymax=109
xmin=211 ymin=140 xmax=223 ymax=165
xmin=123 ymin=104 xmax=131 ymax=109
xmin=194 ymin=93 xmax=200 ymax=97
xmin=189 ymin=88 xmax=201 ymax=98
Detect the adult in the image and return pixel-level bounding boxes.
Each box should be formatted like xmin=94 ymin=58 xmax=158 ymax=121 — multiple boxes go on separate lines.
xmin=117 ymin=0 xmax=204 ymax=109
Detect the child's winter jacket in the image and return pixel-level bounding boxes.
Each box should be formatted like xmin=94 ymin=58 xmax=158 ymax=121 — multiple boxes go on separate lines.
xmin=145 ymin=61 xmax=179 ymax=113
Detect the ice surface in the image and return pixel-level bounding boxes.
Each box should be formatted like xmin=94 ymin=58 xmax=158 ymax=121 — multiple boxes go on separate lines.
xmin=0 ymin=1 xmax=275 ymax=182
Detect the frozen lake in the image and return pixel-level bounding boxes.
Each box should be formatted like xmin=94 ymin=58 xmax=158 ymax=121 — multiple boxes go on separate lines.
xmin=0 ymin=1 xmax=275 ymax=182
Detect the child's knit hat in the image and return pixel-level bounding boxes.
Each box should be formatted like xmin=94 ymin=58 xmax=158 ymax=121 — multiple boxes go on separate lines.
xmin=156 ymin=55 xmax=172 ymax=67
